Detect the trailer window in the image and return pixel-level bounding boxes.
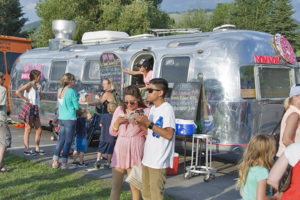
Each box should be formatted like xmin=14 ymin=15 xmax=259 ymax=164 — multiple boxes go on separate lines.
xmin=82 ymin=60 xmax=100 ymax=82
xmin=295 ymin=69 xmax=300 ymax=84
xmin=0 ymin=52 xmax=4 ymax=74
xmin=240 ymin=66 xmax=255 ymax=98
xmin=50 ymin=60 xmax=67 ymax=81
xmin=6 ymin=52 xmax=21 ymax=74
xmin=259 ymin=67 xmax=290 ymax=98
xmin=161 ymin=56 xmax=190 ymax=83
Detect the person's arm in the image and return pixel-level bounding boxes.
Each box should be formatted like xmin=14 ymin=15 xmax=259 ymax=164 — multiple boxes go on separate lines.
xmin=109 ymin=107 xmax=128 ymax=136
xmin=36 ymin=83 xmax=42 ymax=100
xmin=282 ymin=113 xmax=299 ymax=147
xmin=70 ymin=89 xmax=80 ymax=110
xmin=16 ymin=82 xmax=32 ymax=103
xmin=257 ymin=180 xmax=281 ymax=200
xmin=121 ymin=66 xmax=142 ymax=76
xmin=87 ymin=92 xmax=109 ymax=106
xmin=134 ymin=115 xmax=174 ymax=140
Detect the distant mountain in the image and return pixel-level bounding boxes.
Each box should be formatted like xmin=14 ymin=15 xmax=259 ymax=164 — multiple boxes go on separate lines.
xmin=21 ymin=21 xmax=41 ymax=33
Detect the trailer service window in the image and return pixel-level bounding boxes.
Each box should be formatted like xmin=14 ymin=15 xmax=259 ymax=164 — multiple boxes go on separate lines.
xmin=258 ymin=67 xmax=290 ymax=98
xmin=161 ymin=56 xmax=190 ymax=83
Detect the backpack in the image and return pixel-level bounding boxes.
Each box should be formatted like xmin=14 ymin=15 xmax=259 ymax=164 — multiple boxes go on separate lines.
xmin=112 ymin=90 xmax=122 ymax=106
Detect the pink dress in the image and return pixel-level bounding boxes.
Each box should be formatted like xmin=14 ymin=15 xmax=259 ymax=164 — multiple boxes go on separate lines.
xmin=110 ymin=106 xmax=150 ymax=169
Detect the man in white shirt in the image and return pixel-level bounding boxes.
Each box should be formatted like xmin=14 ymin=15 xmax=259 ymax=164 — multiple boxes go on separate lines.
xmin=0 ymin=72 xmax=11 ymax=172
xmin=134 ymin=78 xmax=176 ymax=200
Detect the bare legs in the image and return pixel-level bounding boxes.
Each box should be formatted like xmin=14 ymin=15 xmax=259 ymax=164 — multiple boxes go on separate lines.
xmin=0 ymin=147 xmax=5 ymax=167
xmin=24 ymin=120 xmax=42 ymax=151
xmin=110 ymin=167 xmax=140 ymax=200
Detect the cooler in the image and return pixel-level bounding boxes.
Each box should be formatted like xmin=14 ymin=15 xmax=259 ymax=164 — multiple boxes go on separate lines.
xmin=167 ymin=152 xmax=179 ymax=175
xmin=175 ymin=119 xmax=196 ymax=136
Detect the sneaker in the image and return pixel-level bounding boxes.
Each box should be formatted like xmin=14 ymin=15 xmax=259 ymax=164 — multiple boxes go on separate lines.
xmin=72 ymin=161 xmax=80 ymax=165
xmin=24 ymin=150 xmax=36 ymax=156
xmin=34 ymin=149 xmax=45 ymax=155
xmin=104 ymin=162 xmax=111 ymax=169
xmin=78 ymin=163 xmax=88 ymax=168
xmin=94 ymin=160 xmax=101 ymax=169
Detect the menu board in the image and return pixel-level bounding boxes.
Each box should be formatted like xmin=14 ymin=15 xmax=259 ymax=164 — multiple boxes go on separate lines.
xmin=169 ymin=82 xmax=201 ymax=120
xmin=100 ymin=53 xmax=122 ymax=93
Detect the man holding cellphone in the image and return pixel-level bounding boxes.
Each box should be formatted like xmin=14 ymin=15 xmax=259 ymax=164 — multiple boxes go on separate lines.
xmin=134 ymin=78 xmax=175 ymax=200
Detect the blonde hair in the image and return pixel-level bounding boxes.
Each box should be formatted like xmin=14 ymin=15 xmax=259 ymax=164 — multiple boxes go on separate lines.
xmin=107 ymin=103 xmax=117 ymax=114
xmin=103 ymin=78 xmax=114 ymax=90
xmin=237 ymin=134 xmax=276 ymax=188
xmin=283 ymin=97 xmax=292 ymax=111
xmin=60 ymin=73 xmax=75 ymax=88
xmin=76 ymin=107 xmax=86 ymax=117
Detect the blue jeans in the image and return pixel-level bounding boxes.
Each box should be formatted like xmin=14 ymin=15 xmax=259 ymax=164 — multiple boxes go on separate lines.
xmin=53 ymin=119 xmax=76 ymax=163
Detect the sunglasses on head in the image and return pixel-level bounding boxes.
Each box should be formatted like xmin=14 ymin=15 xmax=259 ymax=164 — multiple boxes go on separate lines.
xmin=124 ymin=101 xmax=137 ymax=106
xmin=146 ymin=88 xmax=161 ymax=93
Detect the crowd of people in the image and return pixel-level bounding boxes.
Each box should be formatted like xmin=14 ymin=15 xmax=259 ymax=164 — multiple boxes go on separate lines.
xmin=237 ymin=84 xmax=300 ymax=200
xmin=2 ymin=64 xmax=300 ymax=199
xmin=0 ymin=61 xmax=176 ymax=200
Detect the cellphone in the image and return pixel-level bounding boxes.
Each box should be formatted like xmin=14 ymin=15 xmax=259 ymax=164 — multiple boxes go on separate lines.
xmin=135 ymin=109 xmax=144 ymax=116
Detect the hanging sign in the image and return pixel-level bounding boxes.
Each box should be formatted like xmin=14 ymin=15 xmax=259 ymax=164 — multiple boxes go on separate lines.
xmin=272 ymin=33 xmax=296 ymax=65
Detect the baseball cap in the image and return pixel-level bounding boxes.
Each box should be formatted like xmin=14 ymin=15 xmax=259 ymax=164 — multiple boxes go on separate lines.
xmin=289 ymin=84 xmax=300 ymax=98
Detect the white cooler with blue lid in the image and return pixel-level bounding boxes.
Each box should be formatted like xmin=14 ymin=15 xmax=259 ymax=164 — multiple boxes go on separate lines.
xmin=175 ymin=119 xmax=197 ymax=136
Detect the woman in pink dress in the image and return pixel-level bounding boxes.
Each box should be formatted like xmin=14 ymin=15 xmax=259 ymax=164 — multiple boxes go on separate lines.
xmin=109 ymin=85 xmax=149 ymax=200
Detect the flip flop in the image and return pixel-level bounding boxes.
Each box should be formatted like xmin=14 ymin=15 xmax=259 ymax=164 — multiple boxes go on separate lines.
xmin=0 ymin=167 xmax=10 ymax=172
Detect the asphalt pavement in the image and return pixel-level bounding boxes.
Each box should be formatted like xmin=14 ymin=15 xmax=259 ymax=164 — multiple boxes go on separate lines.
xmin=7 ymin=125 xmax=241 ymax=200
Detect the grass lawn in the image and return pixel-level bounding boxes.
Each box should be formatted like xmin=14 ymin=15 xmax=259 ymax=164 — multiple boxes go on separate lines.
xmin=0 ymin=153 xmax=133 ymax=200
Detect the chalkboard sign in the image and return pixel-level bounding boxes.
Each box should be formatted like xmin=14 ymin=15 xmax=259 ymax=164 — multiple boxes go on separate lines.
xmin=100 ymin=53 xmax=122 ymax=94
xmin=169 ymin=82 xmax=201 ymax=120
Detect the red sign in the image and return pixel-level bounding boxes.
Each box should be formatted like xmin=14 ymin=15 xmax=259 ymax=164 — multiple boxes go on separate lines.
xmin=254 ymin=55 xmax=280 ymax=64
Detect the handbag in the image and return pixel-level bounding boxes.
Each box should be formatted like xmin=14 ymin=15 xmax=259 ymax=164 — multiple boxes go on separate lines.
xmin=280 ymin=165 xmax=292 ymax=192
xmin=125 ymin=165 xmax=143 ymax=190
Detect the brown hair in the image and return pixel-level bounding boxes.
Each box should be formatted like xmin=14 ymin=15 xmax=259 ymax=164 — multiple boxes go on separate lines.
xmin=29 ymin=70 xmax=41 ymax=81
xmin=76 ymin=107 xmax=86 ymax=117
xmin=122 ymin=85 xmax=146 ymax=111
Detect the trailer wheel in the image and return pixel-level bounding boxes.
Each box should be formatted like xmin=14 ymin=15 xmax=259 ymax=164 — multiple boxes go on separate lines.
xmin=184 ymin=171 xmax=192 ymax=179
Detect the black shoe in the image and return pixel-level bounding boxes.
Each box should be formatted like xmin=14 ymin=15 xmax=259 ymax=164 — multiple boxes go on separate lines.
xmin=34 ymin=149 xmax=45 ymax=155
xmin=24 ymin=150 xmax=36 ymax=156
xmin=78 ymin=163 xmax=88 ymax=168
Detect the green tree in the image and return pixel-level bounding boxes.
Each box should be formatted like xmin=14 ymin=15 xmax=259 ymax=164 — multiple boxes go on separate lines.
xmin=231 ymin=0 xmax=273 ymax=32
xmin=211 ymin=3 xmax=234 ymax=28
xmin=267 ymin=0 xmax=298 ymax=47
xmin=32 ymin=0 xmax=172 ymax=47
xmin=175 ymin=8 xmax=212 ymax=32
xmin=0 ymin=0 xmax=27 ymax=36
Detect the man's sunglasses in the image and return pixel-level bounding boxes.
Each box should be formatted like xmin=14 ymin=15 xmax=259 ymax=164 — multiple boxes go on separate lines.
xmin=146 ymin=88 xmax=161 ymax=93
xmin=124 ymin=101 xmax=137 ymax=106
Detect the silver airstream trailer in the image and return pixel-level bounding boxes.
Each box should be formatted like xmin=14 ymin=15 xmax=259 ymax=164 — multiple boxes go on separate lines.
xmin=10 ymin=20 xmax=299 ymax=152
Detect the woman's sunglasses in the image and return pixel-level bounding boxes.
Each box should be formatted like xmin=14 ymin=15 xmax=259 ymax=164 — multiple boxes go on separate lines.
xmin=146 ymin=88 xmax=161 ymax=93
xmin=124 ymin=101 xmax=137 ymax=106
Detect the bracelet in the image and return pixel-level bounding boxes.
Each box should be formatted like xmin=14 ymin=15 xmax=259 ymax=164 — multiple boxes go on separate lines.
xmin=112 ymin=124 xmax=118 ymax=131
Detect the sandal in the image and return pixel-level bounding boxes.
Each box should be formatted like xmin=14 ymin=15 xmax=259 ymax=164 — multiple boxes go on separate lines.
xmin=52 ymin=161 xmax=59 ymax=169
xmin=0 ymin=167 xmax=10 ymax=172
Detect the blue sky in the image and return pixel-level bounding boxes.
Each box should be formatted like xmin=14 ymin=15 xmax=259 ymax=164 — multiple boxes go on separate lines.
xmin=21 ymin=0 xmax=300 ymax=24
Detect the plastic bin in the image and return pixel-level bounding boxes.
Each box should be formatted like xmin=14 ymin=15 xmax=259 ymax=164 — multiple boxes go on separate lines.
xmin=167 ymin=152 xmax=179 ymax=175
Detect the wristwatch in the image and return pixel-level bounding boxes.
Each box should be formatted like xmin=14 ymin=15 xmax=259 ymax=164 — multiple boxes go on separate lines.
xmin=148 ymin=122 xmax=154 ymax=129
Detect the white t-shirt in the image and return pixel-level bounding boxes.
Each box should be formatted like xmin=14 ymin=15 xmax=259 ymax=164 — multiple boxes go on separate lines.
xmin=285 ymin=142 xmax=300 ymax=167
xmin=142 ymin=102 xmax=176 ymax=169
xmin=0 ymin=85 xmax=7 ymax=122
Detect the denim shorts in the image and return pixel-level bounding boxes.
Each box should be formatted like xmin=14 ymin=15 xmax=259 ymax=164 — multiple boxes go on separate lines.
xmin=74 ymin=137 xmax=87 ymax=153
xmin=97 ymin=141 xmax=114 ymax=154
